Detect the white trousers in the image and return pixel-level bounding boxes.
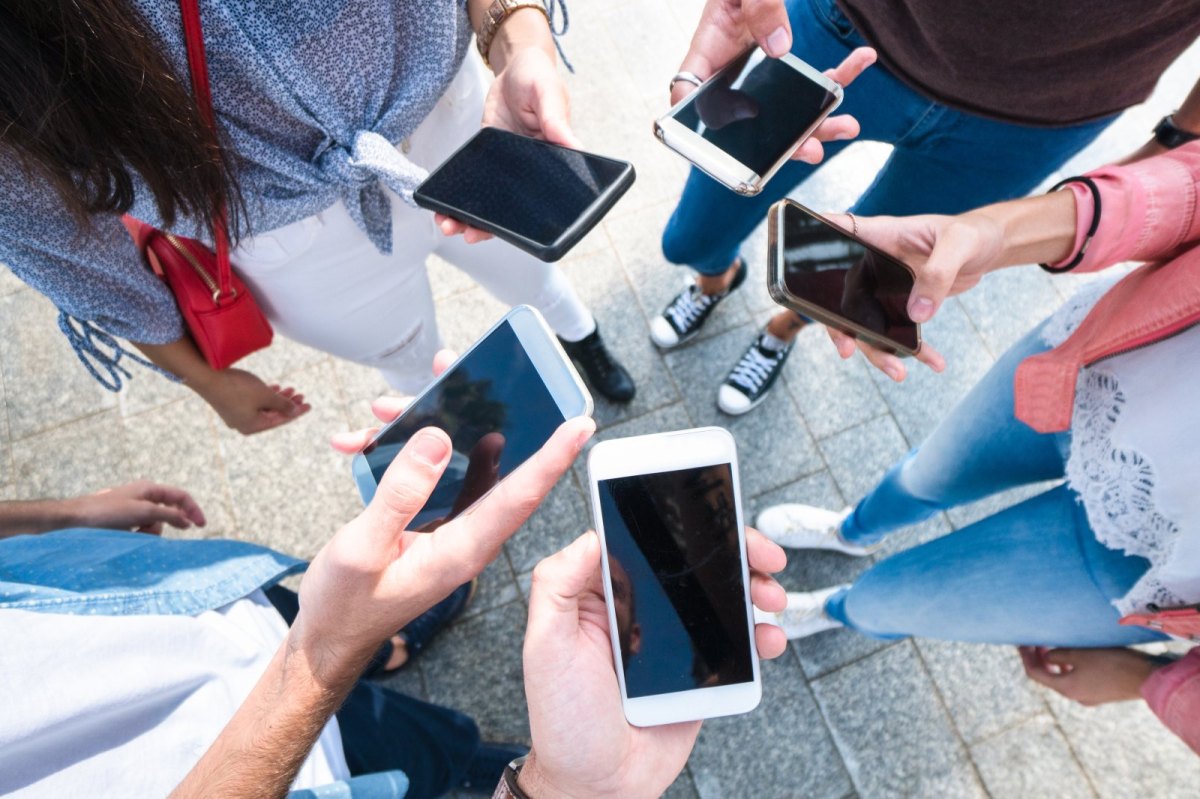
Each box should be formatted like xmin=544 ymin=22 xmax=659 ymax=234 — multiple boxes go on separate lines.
xmin=231 ymin=59 xmax=595 ymax=393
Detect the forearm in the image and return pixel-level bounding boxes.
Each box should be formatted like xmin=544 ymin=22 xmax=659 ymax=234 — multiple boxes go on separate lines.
xmin=467 ymin=0 xmax=557 ymax=71
xmin=133 ymin=336 xmax=222 ymax=398
xmin=0 ymin=499 xmax=79 ymax=538
xmin=963 ymin=189 xmax=1078 ymax=270
xmin=170 ymin=632 xmax=368 ymax=799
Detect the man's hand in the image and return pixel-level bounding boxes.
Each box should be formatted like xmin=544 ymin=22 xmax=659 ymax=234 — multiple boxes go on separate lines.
xmin=517 ymin=528 xmax=789 ymax=798
xmin=1019 ymin=646 xmax=1161 ymax=707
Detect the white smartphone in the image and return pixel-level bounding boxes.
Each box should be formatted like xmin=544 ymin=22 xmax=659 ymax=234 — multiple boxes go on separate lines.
xmin=654 ymin=48 xmax=843 ymax=196
xmin=351 ymin=305 xmax=592 ymax=527
xmin=587 ymin=427 xmax=761 ymax=726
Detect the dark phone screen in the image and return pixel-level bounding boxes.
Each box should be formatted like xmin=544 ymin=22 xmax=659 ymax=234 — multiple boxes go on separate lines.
xmin=672 ymin=49 xmax=837 ymax=176
xmin=781 ymin=204 xmax=919 ymax=350
xmin=416 ymin=128 xmax=630 ymax=247
xmin=598 ymin=464 xmax=753 ymax=698
xmin=362 ymin=320 xmax=565 ymax=530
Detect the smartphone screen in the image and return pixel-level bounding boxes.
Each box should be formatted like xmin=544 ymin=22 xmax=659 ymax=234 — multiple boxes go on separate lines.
xmin=781 ymin=203 xmax=919 ymax=350
xmin=670 ymin=49 xmax=837 ymax=176
xmin=415 ymin=127 xmax=632 ymax=250
xmin=360 ymin=319 xmax=566 ymax=530
xmin=597 ymin=464 xmax=753 ymax=698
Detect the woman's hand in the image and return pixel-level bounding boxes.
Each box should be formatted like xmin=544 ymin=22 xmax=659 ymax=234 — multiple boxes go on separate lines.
xmin=63 ymin=480 xmax=206 ymax=535
xmin=196 ymin=367 xmax=310 ymax=435
xmin=517 ymin=527 xmax=788 ymax=799
xmin=1019 ymin=646 xmax=1160 ymax=707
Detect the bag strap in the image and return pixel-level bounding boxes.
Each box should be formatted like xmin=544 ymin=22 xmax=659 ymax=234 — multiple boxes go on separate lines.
xmin=179 ymin=0 xmax=234 ymax=301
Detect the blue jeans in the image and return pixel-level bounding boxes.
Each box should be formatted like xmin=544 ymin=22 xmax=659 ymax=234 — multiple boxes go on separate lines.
xmin=660 ymin=0 xmax=1117 ymax=275
xmin=824 ymin=325 xmax=1166 ymax=647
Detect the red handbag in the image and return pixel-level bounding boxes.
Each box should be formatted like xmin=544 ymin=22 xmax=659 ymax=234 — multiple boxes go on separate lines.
xmin=1121 ymin=605 xmax=1200 ymax=642
xmin=122 ymin=0 xmax=272 ymax=370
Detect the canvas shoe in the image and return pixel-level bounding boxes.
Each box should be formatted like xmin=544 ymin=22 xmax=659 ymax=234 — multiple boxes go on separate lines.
xmin=755 ymin=504 xmax=880 ymax=556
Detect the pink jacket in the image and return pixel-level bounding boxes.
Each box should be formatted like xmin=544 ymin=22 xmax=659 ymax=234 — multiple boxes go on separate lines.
xmin=1011 ymin=142 xmax=1200 ymax=753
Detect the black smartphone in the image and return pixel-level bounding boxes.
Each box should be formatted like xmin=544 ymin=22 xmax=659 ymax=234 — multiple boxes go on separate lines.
xmin=351 ymin=306 xmax=592 ymax=529
xmin=413 ymin=127 xmax=636 ymax=262
xmin=767 ymin=199 xmax=921 ymax=356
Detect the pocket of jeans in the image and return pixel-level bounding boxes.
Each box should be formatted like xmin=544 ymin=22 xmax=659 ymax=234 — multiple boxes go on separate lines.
xmin=808 ymin=0 xmax=858 ymax=41
xmin=232 ymin=216 xmax=322 ymax=275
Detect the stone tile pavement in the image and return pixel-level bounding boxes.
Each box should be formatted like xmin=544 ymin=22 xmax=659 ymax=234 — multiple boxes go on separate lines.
xmin=2 ymin=3 xmax=1199 ymax=796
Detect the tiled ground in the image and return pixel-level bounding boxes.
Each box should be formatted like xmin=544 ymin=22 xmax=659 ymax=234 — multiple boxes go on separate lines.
xmin=2 ymin=3 xmax=1199 ymax=797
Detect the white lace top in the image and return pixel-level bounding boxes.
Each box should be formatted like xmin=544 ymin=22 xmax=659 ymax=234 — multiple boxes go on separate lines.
xmin=1042 ymin=279 xmax=1200 ymax=615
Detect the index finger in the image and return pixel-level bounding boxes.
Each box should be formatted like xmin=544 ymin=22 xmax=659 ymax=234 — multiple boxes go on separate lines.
xmin=823 ymin=47 xmax=876 ymax=89
xmin=138 ymin=483 xmax=207 ymax=527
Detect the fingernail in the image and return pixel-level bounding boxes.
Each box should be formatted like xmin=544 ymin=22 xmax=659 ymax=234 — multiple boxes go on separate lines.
xmin=836 ymin=130 xmax=855 ymax=140
xmin=410 ymin=429 xmax=449 ymax=466
xmin=910 ymin=297 xmax=935 ymax=322
xmin=765 ymin=26 xmax=791 ymax=57
xmin=575 ymin=421 xmax=596 ymax=451
xmin=885 ymin=365 xmax=903 ymax=381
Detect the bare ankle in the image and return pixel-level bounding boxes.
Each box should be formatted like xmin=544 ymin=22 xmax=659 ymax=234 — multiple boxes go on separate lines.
xmin=695 ymin=259 xmax=741 ymax=296
xmin=765 ymin=311 xmax=806 ymax=342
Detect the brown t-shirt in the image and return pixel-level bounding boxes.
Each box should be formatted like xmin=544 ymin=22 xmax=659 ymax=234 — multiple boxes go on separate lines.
xmin=836 ymin=0 xmax=1200 ymax=126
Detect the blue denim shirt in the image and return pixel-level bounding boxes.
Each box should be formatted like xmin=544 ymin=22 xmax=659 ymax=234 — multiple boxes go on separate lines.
xmin=0 ymin=530 xmax=407 ymax=798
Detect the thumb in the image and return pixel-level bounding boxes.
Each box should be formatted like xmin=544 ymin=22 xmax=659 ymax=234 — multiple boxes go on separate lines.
xmin=526 ymin=531 xmax=602 ymax=647
xmin=360 ymin=427 xmax=452 ymax=543
xmin=743 ymin=0 xmax=793 ymax=58
xmin=908 ymin=224 xmax=973 ymax=323
xmin=534 ymin=82 xmax=582 ymax=149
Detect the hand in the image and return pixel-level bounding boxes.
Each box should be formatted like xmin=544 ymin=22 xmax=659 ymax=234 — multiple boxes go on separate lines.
xmin=63 ymin=480 xmax=206 ymax=534
xmin=819 ymin=212 xmax=1008 ymax=380
xmin=1019 ymin=646 xmax=1160 ymax=707
xmin=517 ymin=528 xmax=789 ymax=798
xmin=196 ymin=367 xmax=311 ymax=435
xmin=296 ymin=394 xmax=595 ymax=684
xmin=672 ymin=0 xmax=876 ymax=164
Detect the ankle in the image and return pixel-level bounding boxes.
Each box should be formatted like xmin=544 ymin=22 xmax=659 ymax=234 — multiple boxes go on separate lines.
xmin=696 ymin=259 xmax=741 ymax=296
xmin=765 ymin=311 xmax=806 ymax=341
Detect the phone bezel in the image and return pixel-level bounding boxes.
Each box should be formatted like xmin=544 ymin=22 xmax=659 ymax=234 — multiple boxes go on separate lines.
xmin=767 ymin=198 xmax=923 ymax=357
xmin=587 ymin=427 xmax=762 ymax=727
xmin=351 ymin=305 xmax=593 ymax=506
xmin=653 ymin=50 xmax=843 ymax=196
xmin=412 ymin=127 xmax=636 ymax=261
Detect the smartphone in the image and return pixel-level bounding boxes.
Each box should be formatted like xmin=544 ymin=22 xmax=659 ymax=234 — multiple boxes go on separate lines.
xmin=587 ymin=427 xmax=761 ymax=726
xmin=413 ymin=127 xmax=636 ymax=262
xmin=351 ymin=306 xmax=592 ymax=526
xmin=768 ymin=199 xmax=922 ymax=356
xmin=654 ymin=48 xmax=843 ymax=196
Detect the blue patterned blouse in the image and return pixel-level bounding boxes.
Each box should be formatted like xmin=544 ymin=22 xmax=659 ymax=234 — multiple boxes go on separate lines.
xmin=0 ymin=0 xmax=562 ymax=389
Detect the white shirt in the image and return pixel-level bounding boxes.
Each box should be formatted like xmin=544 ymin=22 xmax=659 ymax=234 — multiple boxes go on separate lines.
xmin=0 ymin=590 xmax=350 ymax=797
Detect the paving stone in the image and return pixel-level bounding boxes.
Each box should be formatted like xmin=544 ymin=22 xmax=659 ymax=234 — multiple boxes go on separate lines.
xmin=689 ymin=654 xmax=853 ymax=799
xmin=971 ymin=714 xmax=1095 ymax=799
xmin=422 ymin=600 xmax=531 ymax=743
xmin=784 ymin=324 xmax=889 ymax=441
xmin=811 ymin=643 xmax=986 ymax=799
xmin=505 ymin=468 xmax=590 ymax=575
xmin=216 ymin=360 xmax=361 ymax=561
xmin=818 ymin=414 xmax=909 ymax=502
xmin=558 ymin=248 xmax=682 ymax=429
xmin=597 ymin=0 xmax=690 ymax=108
xmin=116 ymin=362 xmax=193 ymax=418
xmin=460 ymin=554 xmax=522 ymax=624
xmin=572 ymin=402 xmax=695 ymax=491
xmin=433 ymin=285 xmax=512 ymax=356
xmin=124 ymin=397 xmax=239 ymax=537
xmin=0 ymin=290 xmax=117 ymax=440
xmin=915 ymin=640 xmax=1046 ymax=745
xmin=955 ymin=268 xmax=1064 ymax=357
xmin=0 ymin=365 xmax=9 ymax=487
xmin=663 ymin=772 xmax=700 ymax=799
xmin=664 ymin=323 xmax=823 ymax=498
xmin=9 ymin=409 xmax=132 ymax=500
xmin=1045 ymin=691 xmax=1200 ymax=798
xmin=0 ymin=264 xmax=25 ymax=297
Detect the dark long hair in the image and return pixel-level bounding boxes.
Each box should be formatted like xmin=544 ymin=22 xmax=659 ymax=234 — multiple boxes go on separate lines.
xmin=0 ymin=0 xmax=242 ymax=236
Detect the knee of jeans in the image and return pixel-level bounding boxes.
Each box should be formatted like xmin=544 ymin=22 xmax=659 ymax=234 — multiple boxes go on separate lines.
xmin=842 ymin=565 xmax=919 ymax=639
xmin=660 ymin=221 xmax=702 ymax=267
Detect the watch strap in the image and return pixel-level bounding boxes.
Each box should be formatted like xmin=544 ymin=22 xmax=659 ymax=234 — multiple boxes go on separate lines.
xmin=491 ymin=755 xmax=530 ymax=799
xmin=476 ymin=0 xmax=551 ymax=69
xmin=1154 ymin=113 xmax=1200 ymax=149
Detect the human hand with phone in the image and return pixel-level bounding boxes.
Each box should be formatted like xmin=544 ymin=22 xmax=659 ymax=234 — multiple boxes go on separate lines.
xmin=515 ymin=527 xmax=788 ymax=798
xmin=673 ymin=0 xmax=875 ymax=164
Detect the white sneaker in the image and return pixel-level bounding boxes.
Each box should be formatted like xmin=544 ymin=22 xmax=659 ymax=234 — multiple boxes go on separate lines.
xmin=755 ymin=504 xmax=880 ymax=556
xmin=769 ymin=586 xmax=848 ymax=640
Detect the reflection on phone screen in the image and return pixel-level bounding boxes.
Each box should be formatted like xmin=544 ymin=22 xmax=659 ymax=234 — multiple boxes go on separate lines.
xmin=417 ymin=128 xmax=630 ymax=246
xmin=362 ymin=320 xmax=564 ymax=530
xmin=672 ymin=50 xmax=836 ymax=175
xmin=598 ymin=464 xmax=752 ymax=697
xmin=782 ymin=205 xmax=919 ymax=350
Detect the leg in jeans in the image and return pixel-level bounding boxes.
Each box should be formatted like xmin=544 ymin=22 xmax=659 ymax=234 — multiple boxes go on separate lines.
xmin=841 ymin=321 xmax=1068 ymax=546
xmin=827 ymin=485 xmax=1168 ymax=647
xmin=263 ymin=586 xmax=482 ymax=798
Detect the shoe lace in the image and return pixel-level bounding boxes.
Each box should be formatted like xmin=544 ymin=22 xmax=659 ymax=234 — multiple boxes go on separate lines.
xmin=575 ymin=335 xmax=614 ymax=378
xmin=729 ymin=343 xmax=780 ymax=392
xmin=666 ymin=285 xmax=717 ymax=330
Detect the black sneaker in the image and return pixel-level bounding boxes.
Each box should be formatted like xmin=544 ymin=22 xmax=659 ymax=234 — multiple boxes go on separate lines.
xmin=364 ymin=579 xmax=477 ymax=678
xmin=560 ymin=325 xmax=636 ymax=403
xmin=717 ymin=330 xmax=794 ymax=415
xmin=458 ymin=741 xmax=529 ymax=795
xmin=649 ymin=258 xmax=748 ymax=349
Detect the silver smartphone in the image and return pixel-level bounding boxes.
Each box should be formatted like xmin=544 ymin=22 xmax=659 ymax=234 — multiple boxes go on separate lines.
xmin=654 ymin=48 xmax=843 ymax=196
xmin=351 ymin=306 xmax=592 ymax=528
xmin=587 ymin=427 xmax=761 ymax=726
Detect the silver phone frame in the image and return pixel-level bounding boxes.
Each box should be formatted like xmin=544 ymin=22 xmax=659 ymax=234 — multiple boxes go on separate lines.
xmin=654 ymin=50 xmax=843 ymax=196
xmin=586 ymin=427 xmax=762 ymax=727
xmin=351 ymin=305 xmax=593 ymax=506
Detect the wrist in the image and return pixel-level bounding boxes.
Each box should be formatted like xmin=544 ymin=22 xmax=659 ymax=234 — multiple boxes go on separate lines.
xmin=516 ymin=753 xmax=595 ymax=799
xmin=284 ymin=623 xmax=378 ymax=694
xmin=1171 ymin=109 xmax=1200 ymax=136
xmin=966 ymin=189 xmax=1077 ymax=269
xmin=486 ymin=8 xmax=556 ymax=72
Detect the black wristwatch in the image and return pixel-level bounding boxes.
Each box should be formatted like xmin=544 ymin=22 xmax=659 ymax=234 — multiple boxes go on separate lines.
xmin=1153 ymin=113 xmax=1200 ymax=149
